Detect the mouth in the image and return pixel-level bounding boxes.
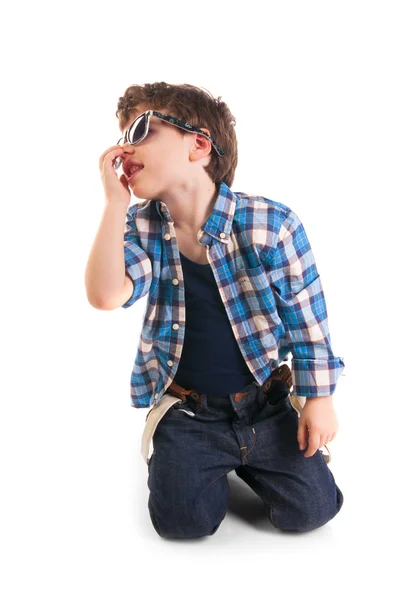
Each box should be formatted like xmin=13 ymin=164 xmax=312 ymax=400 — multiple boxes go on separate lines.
xmin=127 ymin=166 xmax=144 ymax=183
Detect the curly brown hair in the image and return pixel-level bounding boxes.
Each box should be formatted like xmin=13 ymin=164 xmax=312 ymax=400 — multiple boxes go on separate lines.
xmin=115 ymin=82 xmax=238 ymax=188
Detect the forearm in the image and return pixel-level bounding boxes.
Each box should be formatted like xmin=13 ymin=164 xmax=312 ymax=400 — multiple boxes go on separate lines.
xmin=85 ymin=203 xmax=128 ymax=307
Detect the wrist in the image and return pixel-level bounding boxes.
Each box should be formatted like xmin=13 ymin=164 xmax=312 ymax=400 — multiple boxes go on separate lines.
xmin=306 ymin=395 xmax=333 ymax=402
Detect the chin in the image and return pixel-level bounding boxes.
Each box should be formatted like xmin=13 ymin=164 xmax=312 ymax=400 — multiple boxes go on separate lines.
xmin=130 ymin=182 xmax=153 ymax=201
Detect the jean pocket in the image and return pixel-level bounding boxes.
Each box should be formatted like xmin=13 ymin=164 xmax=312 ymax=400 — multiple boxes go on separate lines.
xmin=171 ymin=395 xmax=198 ymax=416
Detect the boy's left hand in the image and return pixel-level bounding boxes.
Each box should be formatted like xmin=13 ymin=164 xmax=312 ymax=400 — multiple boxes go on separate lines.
xmin=297 ymin=396 xmax=338 ymax=458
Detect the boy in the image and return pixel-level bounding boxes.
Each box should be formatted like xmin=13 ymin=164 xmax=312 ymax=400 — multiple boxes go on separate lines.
xmin=85 ymin=82 xmax=345 ymax=539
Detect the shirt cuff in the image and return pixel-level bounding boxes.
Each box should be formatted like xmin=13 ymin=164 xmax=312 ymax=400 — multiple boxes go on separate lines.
xmin=291 ymin=357 xmax=345 ymax=397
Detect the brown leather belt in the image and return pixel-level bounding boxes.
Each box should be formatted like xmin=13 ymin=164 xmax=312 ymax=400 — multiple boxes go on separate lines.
xmin=166 ymin=363 xmax=293 ymax=402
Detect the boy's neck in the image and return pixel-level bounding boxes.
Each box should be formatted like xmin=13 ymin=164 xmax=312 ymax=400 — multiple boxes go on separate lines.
xmin=171 ymin=181 xmax=219 ymax=234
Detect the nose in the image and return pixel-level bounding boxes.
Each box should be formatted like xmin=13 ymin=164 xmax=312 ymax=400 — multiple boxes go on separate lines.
xmin=120 ymin=146 xmax=137 ymax=166
xmin=120 ymin=143 xmax=137 ymax=159
xmin=114 ymin=145 xmax=135 ymax=171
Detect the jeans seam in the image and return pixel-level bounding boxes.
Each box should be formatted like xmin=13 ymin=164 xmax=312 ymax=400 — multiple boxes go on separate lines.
xmin=241 ymin=427 xmax=257 ymax=461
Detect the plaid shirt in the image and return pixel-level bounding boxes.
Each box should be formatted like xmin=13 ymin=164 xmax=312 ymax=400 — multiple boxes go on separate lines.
xmin=122 ymin=181 xmax=345 ymax=408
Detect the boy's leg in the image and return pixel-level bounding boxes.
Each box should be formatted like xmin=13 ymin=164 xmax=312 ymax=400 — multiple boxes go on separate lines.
xmin=232 ymin=380 xmax=344 ymax=533
xmin=147 ymin=395 xmax=237 ymax=540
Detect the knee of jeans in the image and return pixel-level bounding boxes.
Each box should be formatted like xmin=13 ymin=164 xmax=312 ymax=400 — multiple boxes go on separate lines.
xmin=149 ymin=515 xmax=221 ymax=540
xmin=271 ymin=508 xmax=324 ymax=533
xmin=270 ymin=491 xmax=343 ymax=533
xmin=148 ymin=498 xmax=223 ymax=540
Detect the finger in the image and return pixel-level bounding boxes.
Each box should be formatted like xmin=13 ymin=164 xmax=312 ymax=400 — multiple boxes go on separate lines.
xmin=320 ymin=434 xmax=329 ymax=448
xmin=299 ymin=437 xmax=308 ymax=451
xmin=304 ymin=431 xmax=320 ymax=458
xmin=297 ymin=420 xmax=308 ymax=449
xmin=99 ymin=146 xmax=125 ymax=170
xmin=99 ymin=145 xmax=123 ymax=163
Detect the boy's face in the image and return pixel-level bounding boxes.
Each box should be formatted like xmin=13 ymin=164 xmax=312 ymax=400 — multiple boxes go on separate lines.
xmin=118 ymin=104 xmax=212 ymax=201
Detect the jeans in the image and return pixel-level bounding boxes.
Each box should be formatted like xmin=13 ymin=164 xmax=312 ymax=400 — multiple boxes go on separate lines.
xmin=147 ymin=378 xmax=344 ymax=539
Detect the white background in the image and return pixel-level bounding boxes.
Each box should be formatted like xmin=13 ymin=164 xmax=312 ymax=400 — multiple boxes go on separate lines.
xmin=1 ymin=0 xmax=397 ymax=598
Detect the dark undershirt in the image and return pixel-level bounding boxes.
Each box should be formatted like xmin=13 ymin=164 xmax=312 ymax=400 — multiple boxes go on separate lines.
xmin=173 ymin=250 xmax=254 ymax=396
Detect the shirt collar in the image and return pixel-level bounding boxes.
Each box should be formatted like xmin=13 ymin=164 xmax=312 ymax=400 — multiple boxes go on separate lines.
xmin=154 ymin=181 xmax=238 ymax=243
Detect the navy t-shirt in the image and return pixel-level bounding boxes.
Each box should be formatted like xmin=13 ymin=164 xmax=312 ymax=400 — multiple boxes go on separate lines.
xmin=173 ymin=250 xmax=255 ymax=396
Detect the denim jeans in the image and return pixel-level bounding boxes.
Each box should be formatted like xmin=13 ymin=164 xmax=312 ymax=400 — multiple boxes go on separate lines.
xmin=147 ymin=378 xmax=344 ymax=539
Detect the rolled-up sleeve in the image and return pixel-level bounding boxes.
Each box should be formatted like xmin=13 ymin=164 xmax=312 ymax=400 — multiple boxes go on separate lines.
xmin=267 ymin=209 xmax=345 ymax=397
xmin=121 ymin=207 xmax=152 ymax=309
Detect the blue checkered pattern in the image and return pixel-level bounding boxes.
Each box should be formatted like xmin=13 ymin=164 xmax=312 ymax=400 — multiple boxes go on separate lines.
xmin=122 ymin=181 xmax=345 ymax=408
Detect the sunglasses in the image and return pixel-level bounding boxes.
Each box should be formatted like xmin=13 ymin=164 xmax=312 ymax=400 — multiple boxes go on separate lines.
xmin=113 ymin=109 xmax=225 ymax=170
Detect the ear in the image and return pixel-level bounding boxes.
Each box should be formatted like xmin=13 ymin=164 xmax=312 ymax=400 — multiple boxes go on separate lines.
xmin=190 ymin=128 xmax=212 ymax=161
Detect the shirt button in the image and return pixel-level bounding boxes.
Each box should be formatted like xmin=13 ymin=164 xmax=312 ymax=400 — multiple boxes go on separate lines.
xmin=172 ymin=323 xmax=179 ymax=330
xmin=172 ymin=278 xmax=179 ymax=285
xmin=154 ymin=393 xmax=159 ymax=399
xmin=164 ymin=233 xmax=171 ymax=240
xmin=167 ymin=360 xmax=173 ymax=367
xmin=220 ymin=232 xmax=226 ymax=238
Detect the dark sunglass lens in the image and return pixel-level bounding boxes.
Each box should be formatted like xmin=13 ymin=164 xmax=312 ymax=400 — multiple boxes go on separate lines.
xmin=131 ymin=115 xmax=147 ymax=144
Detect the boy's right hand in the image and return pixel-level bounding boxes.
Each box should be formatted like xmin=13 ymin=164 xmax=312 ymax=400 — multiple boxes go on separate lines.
xmin=99 ymin=145 xmax=131 ymax=207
